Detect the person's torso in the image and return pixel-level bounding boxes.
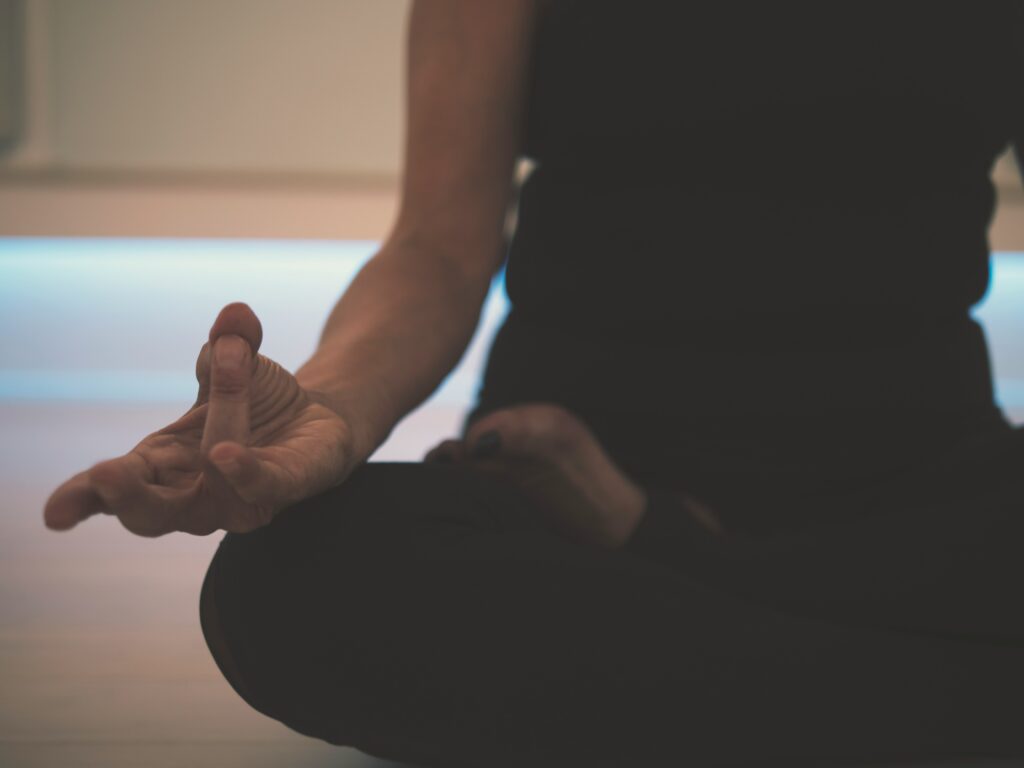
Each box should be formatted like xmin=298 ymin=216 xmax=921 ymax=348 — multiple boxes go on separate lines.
xmin=468 ymin=1 xmax=1024 ymax=530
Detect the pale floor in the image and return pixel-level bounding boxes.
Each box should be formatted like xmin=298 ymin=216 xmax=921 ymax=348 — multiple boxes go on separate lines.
xmin=0 ymin=400 xmax=457 ymax=768
xmin=1 ymin=239 xmax=1023 ymax=767
xmin=0 ymin=239 xmax=500 ymax=767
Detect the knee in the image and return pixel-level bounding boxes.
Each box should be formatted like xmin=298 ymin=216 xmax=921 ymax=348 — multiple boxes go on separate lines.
xmin=334 ymin=460 xmax=545 ymax=547
xmin=195 ymin=465 xmax=434 ymax=746
xmin=199 ymin=529 xmax=364 ymax=745
xmin=199 ymin=552 xmax=251 ymax=703
xmin=198 ymin=537 xmax=281 ymax=717
xmin=196 ymin=462 xmax=525 ymax=746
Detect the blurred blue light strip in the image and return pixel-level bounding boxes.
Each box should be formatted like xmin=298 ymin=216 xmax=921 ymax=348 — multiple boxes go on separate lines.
xmin=0 ymin=370 xmax=198 ymax=403
xmin=0 ymin=236 xmax=509 ymax=406
xmin=1 ymin=370 xmax=1021 ymax=407
xmin=0 ymin=238 xmax=1021 ymax=411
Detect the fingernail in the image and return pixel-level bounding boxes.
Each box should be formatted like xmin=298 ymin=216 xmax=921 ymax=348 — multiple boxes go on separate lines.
xmin=471 ymin=430 xmax=501 ymax=458
xmin=214 ymin=335 xmax=247 ymax=369
xmin=433 ymin=452 xmax=454 ymax=464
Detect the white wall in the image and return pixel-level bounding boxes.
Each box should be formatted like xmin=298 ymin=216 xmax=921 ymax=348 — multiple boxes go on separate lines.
xmin=7 ymin=0 xmax=409 ymax=177
xmin=0 ymin=0 xmax=1021 ymax=246
xmin=0 ymin=1 xmax=22 ymax=150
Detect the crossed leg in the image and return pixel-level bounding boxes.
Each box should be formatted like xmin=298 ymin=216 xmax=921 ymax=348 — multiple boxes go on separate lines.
xmin=200 ymin=456 xmax=1024 ymax=767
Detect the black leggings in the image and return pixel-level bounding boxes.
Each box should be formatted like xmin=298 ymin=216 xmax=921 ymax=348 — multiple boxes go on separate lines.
xmin=200 ymin=426 xmax=1024 ymax=767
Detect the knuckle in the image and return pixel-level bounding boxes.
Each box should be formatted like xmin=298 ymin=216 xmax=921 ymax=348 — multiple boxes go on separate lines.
xmin=211 ymin=386 xmax=248 ymax=403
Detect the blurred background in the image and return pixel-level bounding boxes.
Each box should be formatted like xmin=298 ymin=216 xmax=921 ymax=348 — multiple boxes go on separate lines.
xmin=0 ymin=1 xmax=1022 ymax=767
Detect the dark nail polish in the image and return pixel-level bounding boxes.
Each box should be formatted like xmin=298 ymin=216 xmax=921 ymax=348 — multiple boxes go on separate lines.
xmin=434 ymin=452 xmax=454 ymax=464
xmin=471 ymin=430 xmax=501 ymax=458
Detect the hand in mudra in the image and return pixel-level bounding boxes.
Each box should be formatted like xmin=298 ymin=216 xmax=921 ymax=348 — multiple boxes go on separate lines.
xmin=424 ymin=403 xmax=650 ymax=550
xmin=43 ymin=302 xmax=357 ymax=537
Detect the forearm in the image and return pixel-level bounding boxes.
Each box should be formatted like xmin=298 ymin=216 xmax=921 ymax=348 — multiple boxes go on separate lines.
xmin=295 ymin=243 xmax=493 ymax=463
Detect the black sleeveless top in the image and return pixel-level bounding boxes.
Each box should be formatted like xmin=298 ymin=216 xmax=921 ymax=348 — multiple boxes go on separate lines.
xmin=466 ymin=1 xmax=1024 ymax=533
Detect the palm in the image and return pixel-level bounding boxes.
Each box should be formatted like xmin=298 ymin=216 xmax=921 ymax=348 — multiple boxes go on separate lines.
xmin=44 ymin=303 xmax=355 ymax=537
xmin=129 ymin=389 xmax=347 ymax=535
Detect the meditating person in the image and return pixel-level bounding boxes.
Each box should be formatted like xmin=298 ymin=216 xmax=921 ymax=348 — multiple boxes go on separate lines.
xmin=43 ymin=1 xmax=1024 ymax=765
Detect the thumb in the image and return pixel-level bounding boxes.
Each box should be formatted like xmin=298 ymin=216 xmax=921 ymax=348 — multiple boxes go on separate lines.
xmin=200 ymin=333 xmax=254 ymax=457
xmin=194 ymin=302 xmax=263 ymax=409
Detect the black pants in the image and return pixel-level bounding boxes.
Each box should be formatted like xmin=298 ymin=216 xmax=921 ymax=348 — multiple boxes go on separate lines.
xmin=200 ymin=425 xmax=1024 ymax=767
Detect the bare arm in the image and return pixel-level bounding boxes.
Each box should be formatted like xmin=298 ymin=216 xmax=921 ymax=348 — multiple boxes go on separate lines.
xmin=294 ymin=0 xmax=537 ymax=462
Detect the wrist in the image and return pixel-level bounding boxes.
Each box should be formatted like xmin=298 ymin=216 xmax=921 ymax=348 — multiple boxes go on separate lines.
xmin=304 ymin=386 xmax=384 ymax=466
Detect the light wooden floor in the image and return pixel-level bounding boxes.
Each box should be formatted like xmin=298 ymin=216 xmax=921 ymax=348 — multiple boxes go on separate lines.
xmin=1 ymin=240 xmax=1022 ymax=767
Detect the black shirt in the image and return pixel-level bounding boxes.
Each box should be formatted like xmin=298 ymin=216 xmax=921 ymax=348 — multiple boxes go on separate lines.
xmin=466 ymin=1 xmax=1024 ymax=534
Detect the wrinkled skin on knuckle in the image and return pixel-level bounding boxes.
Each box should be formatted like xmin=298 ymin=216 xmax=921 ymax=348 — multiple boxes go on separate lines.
xmin=248 ymin=356 xmax=309 ymax=432
xmin=263 ymin=361 xmax=301 ymax=400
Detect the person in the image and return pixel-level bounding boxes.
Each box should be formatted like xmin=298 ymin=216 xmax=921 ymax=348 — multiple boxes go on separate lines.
xmin=43 ymin=1 xmax=1024 ymax=765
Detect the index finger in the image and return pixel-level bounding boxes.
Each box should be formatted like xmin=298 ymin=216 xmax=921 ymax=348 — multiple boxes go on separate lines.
xmin=43 ymin=470 xmax=106 ymax=530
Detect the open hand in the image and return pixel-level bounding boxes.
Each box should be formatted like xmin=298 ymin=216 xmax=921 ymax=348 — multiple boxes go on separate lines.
xmin=43 ymin=302 xmax=358 ymax=537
